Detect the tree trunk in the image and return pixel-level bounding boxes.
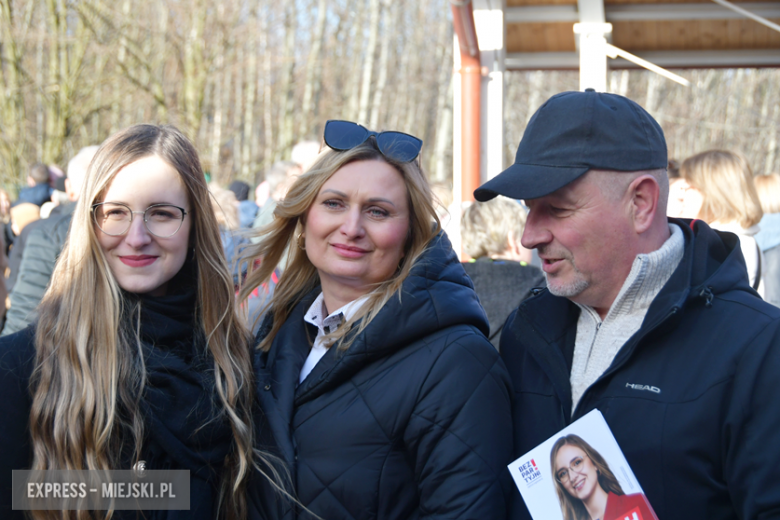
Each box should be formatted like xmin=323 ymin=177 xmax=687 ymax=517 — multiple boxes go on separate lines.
xmin=277 ymin=1 xmax=297 ymax=161
xmin=345 ymin=1 xmax=365 ymax=122
xmin=211 ymin=51 xmax=225 ymax=179
xmin=242 ymin=21 xmax=258 ymax=180
xmin=432 ymin=77 xmax=453 ymax=182
xmin=183 ymin=0 xmax=208 ymax=137
xmin=299 ymin=0 xmax=327 ymax=138
xmin=428 ymin=10 xmax=452 ymax=176
xmin=262 ymin=7 xmax=274 ymax=171
xmin=0 ymin=0 xmax=26 ymax=183
xmin=357 ymin=0 xmax=381 ymax=124
xmin=369 ymin=0 xmax=393 ymax=130
xmin=233 ymin=35 xmax=245 ymax=180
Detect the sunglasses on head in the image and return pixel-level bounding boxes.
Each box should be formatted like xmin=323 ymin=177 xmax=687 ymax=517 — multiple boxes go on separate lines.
xmin=323 ymin=120 xmax=423 ymax=163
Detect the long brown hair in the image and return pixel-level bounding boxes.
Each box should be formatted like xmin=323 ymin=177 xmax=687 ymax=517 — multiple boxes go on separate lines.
xmin=550 ymin=434 xmax=624 ymax=520
xmin=30 ymin=124 xmax=254 ymax=519
xmin=238 ymin=140 xmax=440 ymax=351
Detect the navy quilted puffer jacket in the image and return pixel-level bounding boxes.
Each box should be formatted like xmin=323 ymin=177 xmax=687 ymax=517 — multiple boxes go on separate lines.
xmin=250 ymin=232 xmax=513 ymax=520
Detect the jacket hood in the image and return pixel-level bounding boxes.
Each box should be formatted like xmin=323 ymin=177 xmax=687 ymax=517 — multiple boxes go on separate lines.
xmin=649 ymin=219 xmax=756 ymax=314
xmin=351 ymin=230 xmax=489 ymax=349
xmin=292 ymin=230 xmax=489 ymax=403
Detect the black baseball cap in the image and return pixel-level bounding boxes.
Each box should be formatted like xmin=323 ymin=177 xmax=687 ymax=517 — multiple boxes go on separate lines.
xmin=474 ymin=89 xmax=667 ymax=202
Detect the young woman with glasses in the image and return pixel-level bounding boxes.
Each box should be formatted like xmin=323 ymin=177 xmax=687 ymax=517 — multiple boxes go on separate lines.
xmin=0 ymin=124 xmax=273 ymax=519
xmin=551 ymin=435 xmax=656 ymax=520
xmin=239 ymin=120 xmax=513 ymax=520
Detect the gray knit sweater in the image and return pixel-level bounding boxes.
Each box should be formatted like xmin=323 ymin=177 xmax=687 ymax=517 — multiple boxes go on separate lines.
xmin=570 ymin=224 xmax=684 ymax=412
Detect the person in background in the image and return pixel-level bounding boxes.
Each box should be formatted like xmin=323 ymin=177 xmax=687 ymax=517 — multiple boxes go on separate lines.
xmin=290 ymin=139 xmax=322 ymax=173
xmin=16 ymin=163 xmax=53 ymax=207
xmin=9 ymin=175 xmax=76 ymax=294
xmin=39 ymin=175 xmax=71 ymax=219
xmin=5 ymin=203 xmax=41 ymax=285
xmin=431 ymin=181 xmax=462 ymax=249
xmin=2 ymin=146 xmax=98 ymax=336
xmin=0 ymin=124 xmax=268 ymax=519
xmin=47 ymin=163 xmax=64 ymax=188
xmin=680 ymin=150 xmax=764 ymax=296
xmin=247 ymin=162 xmax=303 ymax=330
xmin=240 ymin=120 xmax=512 ymax=520
xmin=665 ymin=159 xmax=689 ymax=218
xmin=254 ymin=176 xmax=271 ymax=210
xmin=0 ymin=189 xmax=11 ymax=259
xmin=0 ymin=189 xmax=11 ymax=223
xmin=754 ymin=172 xmax=780 ymax=306
xmin=210 ymin=184 xmax=250 ymax=284
xmin=252 ymin=160 xmax=301 ymax=233
xmin=476 ymin=89 xmax=780 ymax=520
xmin=9 ymin=203 xmax=40 ymax=241
xmin=461 ymin=196 xmax=544 ymax=348
xmin=229 ymin=180 xmax=259 ymax=229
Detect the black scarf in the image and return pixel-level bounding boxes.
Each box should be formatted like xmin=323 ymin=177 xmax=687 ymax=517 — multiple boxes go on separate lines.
xmin=124 ymin=262 xmax=233 ymax=518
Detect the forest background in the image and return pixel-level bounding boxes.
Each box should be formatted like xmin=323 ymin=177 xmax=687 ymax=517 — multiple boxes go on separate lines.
xmin=0 ymin=0 xmax=778 ymax=197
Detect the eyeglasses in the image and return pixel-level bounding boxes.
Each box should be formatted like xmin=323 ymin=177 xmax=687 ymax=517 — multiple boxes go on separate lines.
xmin=92 ymin=202 xmax=188 ymax=238
xmin=555 ymin=455 xmax=589 ymax=484
xmin=323 ymin=120 xmax=423 ymax=163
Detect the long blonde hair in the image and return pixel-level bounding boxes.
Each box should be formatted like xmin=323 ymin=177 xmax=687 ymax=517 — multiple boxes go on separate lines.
xmin=681 ymin=150 xmax=763 ymax=228
xmin=30 ymin=124 xmax=254 ymax=520
xmin=238 ymin=141 xmax=440 ymax=351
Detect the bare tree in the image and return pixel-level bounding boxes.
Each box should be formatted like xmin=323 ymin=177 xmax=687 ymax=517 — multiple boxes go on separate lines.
xmin=181 ymin=0 xmax=208 ymax=137
xmin=277 ymin=1 xmax=297 ymax=161
xmin=299 ymin=0 xmax=328 ymax=138
xmin=0 ymin=0 xmax=28 ymax=183
xmin=357 ymin=0 xmax=381 ymax=124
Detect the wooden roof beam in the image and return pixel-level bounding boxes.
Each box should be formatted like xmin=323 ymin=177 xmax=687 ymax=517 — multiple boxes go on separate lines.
xmin=505 ymin=49 xmax=780 ymax=69
xmin=505 ymin=3 xmax=780 ymax=23
xmin=711 ymin=0 xmax=780 ymax=33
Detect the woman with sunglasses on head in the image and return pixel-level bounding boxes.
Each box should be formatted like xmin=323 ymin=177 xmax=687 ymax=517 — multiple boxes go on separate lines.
xmin=0 ymin=124 xmax=272 ymax=520
xmin=240 ymin=120 xmax=513 ymax=520
xmin=551 ymin=435 xmax=656 ymax=520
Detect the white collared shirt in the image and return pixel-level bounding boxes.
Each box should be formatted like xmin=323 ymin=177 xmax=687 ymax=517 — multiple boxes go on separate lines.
xmin=299 ymin=292 xmax=369 ymax=384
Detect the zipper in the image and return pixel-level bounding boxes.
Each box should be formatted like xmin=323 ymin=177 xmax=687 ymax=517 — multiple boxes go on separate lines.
xmin=572 ymin=306 xmax=680 ymax=420
xmin=567 ymin=306 xmax=603 ymax=423
xmin=582 ymin=306 xmax=603 ymax=363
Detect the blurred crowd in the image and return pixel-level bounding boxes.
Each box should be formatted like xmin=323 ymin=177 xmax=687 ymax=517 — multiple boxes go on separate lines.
xmin=0 ymin=139 xmax=322 ymax=335
xmin=1 ymin=140 xmax=778 ymax=338
xmin=667 ymin=151 xmax=780 ymax=306
xmin=1 ymin=90 xmax=779 ymax=520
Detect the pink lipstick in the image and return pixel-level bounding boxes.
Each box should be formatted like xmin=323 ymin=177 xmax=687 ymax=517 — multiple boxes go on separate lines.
xmin=120 ymin=255 xmax=157 ymax=267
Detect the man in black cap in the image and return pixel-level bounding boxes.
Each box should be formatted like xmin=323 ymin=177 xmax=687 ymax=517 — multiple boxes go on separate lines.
xmin=476 ymin=90 xmax=780 ymax=520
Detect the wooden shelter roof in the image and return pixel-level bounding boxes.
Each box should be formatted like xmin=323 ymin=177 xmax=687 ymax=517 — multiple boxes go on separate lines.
xmin=505 ymin=0 xmax=780 ymax=68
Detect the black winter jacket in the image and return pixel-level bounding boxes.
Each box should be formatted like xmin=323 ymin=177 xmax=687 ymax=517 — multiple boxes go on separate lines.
xmin=0 ymin=281 xmax=252 ymax=520
xmin=252 ymin=233 xmax=513 ymax=520
xmin=502 ymin=219 xmax=780 ymax=520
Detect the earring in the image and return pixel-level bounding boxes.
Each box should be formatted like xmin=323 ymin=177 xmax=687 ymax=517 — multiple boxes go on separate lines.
xmin=297 ymin=232 xmax=306 ymax=250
